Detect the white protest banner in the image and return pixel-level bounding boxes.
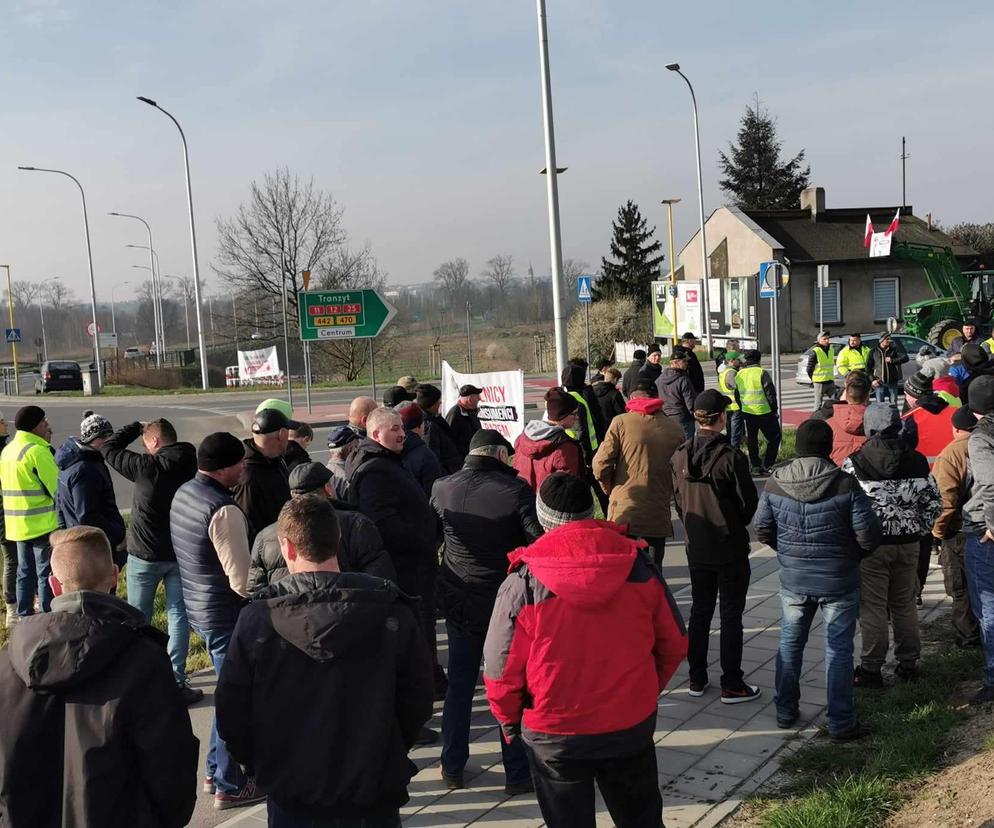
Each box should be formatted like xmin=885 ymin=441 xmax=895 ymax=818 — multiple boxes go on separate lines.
xmin=237 ymin=346 xmax=282 ymax=382
xmin=440 ymin=361 xmax=526 ymax=442
xmin=869 ymin=232 xmax=892 ymax=258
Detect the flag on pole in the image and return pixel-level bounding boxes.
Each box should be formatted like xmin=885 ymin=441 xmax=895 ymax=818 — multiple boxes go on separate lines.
xmin=885 ymin=208 xmax=901 ymax=237
xmin=864 ymin=214 xmax=874 ymax=248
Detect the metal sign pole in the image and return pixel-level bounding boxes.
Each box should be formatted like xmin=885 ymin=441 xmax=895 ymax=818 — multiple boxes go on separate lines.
xmin=584 ymin=301 xmax=591 ymax=379
xmin=304 ymin=341 xmax=312 ymax=414
xmin=772 ymin=283 xmax=782 ymax=425
xmin=281 ymin=275 xmax=293 ymax=408
xmin=368 ymin=338 xmax=377 ymax=401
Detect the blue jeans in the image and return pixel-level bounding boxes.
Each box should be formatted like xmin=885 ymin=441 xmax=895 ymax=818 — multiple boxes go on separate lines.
xmin=16 ymin=535 xmax=52 ymax=616
xmin=441 ymin=621 xmax=530 ymax=785
xmin=200 ymin=627 xmax=247 ymax=795
xmin=874 ymin=384 xmax=899 ymax=404
xmin=775 ymin=588 xmax=859 ymax=735
xmin=267 ymin=800 xmax=400 ymax=828
xmin=964 ymin=535 xmax=994 ymax=686
xmin=727 ymin=410 xmax=744 ymax=449
xmin=126 ymin=556 xmax=190 ymax=683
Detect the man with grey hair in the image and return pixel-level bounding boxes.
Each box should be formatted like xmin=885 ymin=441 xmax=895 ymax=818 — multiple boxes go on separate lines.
xmin=326 ymin=425 xmax=361 ymax=501
xmin=432 ymin=429 xmax=541 ymax=793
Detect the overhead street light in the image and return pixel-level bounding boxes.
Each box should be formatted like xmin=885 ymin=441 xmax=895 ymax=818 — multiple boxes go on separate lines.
xmin=37 ymin=276 xmax=60 ymax=362
xmin=124 ymin=241 xmax=166 ymax=358
xmin=110 ymin=280 xmax=130 ymax=340
xmin=109 ymin=213 xmax=164 ymax=365
xmin=19 ymin=166 xmax=102 ymax=384
xmin=136 ymin=95 xmax=209 ymax=389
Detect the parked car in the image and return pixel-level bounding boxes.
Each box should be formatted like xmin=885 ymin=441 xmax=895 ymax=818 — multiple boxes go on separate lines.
xmin=124 ymin=346 xmax=142 ymax=359
xmin=794 ymin=333 xmax=941 ymax=389
xmin=34 ymin=360 xmax=83 ymax=393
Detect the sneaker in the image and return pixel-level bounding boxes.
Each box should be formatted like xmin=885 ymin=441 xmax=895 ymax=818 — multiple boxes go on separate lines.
xmin=213 ymin=778 xmax=265 ymax=810
xmin=894 ymin=664 xmax=918 ymax=683
xmin=750 ymin=466 xmax=765 ymax=477
xmin=414 ymin=727 xmax=439 ymax=747
xmin=440 ymin=768 xmax=464 ymax=790
xmin=688 ymin=679 xmax=710 ymax=697
xmin=853 ymin=665 xmax=885 ymax=690
xmin=721 ymin=683 xmax=762 ymax=704
xmin=916 ymin=594 xmax=924 ymax=607
xmin=970 ymin=685 xmax=994 ymax=706
xmin=829 ymin=723 xmax=867 ymax=742
xmin=777 ymin=713 xmax=799 ymax=729
xmin=504 ymin=779 xmax=535 ymax=796
xmin=178 ymin=681 xmax=204 ymax=706
xmin=4 ymin=603 xmax=16 ymax=627
xmin=202 ymin=777 xmax=216 ymax=795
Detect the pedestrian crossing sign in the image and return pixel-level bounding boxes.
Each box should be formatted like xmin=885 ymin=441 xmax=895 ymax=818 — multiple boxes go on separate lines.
xmin=577 ymin=276 xmax=593 ymax=303
xmin=5 ymin=328 xmax=20 ymax=343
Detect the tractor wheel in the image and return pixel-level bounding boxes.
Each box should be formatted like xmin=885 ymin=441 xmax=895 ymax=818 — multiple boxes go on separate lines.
xmin=927 ymin=319 xmax=963 ymax=351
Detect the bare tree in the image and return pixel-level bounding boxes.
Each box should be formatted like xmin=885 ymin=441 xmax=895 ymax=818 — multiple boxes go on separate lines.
xmin=433 ymin=258 xmax=470 ymax=304
xmin=481 ymin=254 xmax=515 ymax=299
xmin=7 ymin=280 xmax=40 ymax=311
xmin=44 ymin=281 xmax=74 ymax=311
xmin=562 ymin=258 xmax=590 ymax=293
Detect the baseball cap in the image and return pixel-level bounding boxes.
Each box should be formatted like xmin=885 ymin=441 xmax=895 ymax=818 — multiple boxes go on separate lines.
xmin=459 ymin=384 xmax=484 ymax=396
xmin=289 ymin=461 xmax=334 ymax=495
xmin=255 ymin=398 xmax=294 ymax=419
xmin=327 ymin=425 xmax=360 ymax=449
xmin=252 ymin=408 xmax=298 ymax=435
xmin=693 ymin=389 xmax=730 ymax=415
xmin=396 ymin=375 xmax=419 ymax=393
xmin=383 ymin=385 xmax=415 ymax=407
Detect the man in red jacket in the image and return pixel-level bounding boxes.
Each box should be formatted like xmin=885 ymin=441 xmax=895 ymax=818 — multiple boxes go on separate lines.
xmin=512 ymin=389 xmax=583 ymax=491
xmin=483 ymin=473 xmax=687 ymax=828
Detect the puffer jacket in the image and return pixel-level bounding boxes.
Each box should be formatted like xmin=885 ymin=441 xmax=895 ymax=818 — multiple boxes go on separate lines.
xmin=755 ymin=456 xmax=882 ymax=597
xmin=963 ymin=415 xmax=994 ymax=537
xmin=842 ymin=436 xmax=940 ymax=543
xmin=828 ymin=403 xmax=868 ymax=466
xmin=55 ymin=438 xmax=126 ymax=551
xmin=512 ymin=420 xmax=583 ymax=492
xmin=655 ymin=367 xmax=696 ymax=419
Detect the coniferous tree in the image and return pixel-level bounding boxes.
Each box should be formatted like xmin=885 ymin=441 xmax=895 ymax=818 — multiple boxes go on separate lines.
xmin=719 ymin=99 xmax=810 ymax=209
xmin=598 ymin=200 xmax=663 ymax=306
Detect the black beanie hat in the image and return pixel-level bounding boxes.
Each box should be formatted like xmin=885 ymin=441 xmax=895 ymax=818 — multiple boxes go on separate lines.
xmin=969 ymin=375 xmax=994 ymax=416
xmin=904 ymin=371 xmax=932 ymax=398
xmin=197 ymin=432 xmax=246 ymax=472
xmin=795 ymin=419 xmax=833 ymax=459
xmin=961 ymin=343 xmax=988 ymax=370
xmin=415 ymin=383 xmax=442 ymax=409
xmin=537 ymin=472 xmax=595 ymax=531
xmin=952 ymin=405 xmax=979 ymax=431
xmin=14 ymin=405 xmax=45 ymax=432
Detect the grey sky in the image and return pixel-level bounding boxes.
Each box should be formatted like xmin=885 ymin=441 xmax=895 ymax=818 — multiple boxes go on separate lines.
xmin=1 ymin=0 xmax=991 ymax=306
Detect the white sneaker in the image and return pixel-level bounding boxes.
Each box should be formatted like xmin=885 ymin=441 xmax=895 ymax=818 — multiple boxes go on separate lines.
xmin=4 ymin=604 xmax=16 ymax=627
xmin=688 ymin=679 xmax=710 ymax=697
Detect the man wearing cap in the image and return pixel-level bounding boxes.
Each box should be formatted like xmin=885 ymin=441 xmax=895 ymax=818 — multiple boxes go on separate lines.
xmin=622 ymin=349 xmax=646 ymax=398
xmin=901 ymin=371 xmax=955 ymax=465
xmin=656 ymin=346 xmax=698 ymax=441
xmin=756 ymin=419 xmax=881 ymax=739
xmin=233 ymin=408 xmax=295 ymax=542
xmin=383 ymin=385 xmax=415 ymax=408
xmin=717 ymin=350 xmax=744 ymax=449
xmin=483 ymin=472 xmax=688 ymax=826
xmin=248 ymin=462 xmax=395 ymax=593
xmin=1 ymin=406 xmax=59 ymax=616
xmin=396 ymin=401 xmax=444 ymax=498
xmin=865 ymin=332 xmax=908 ymax=404
xmin=593 ymin=381 xmax=684 ymax=566
xmin=672 ymin=390 xmax=760 ymax=704
xmin=446 ymin=384 xmax=484 ymax=463
xmin=962 ymin=375 xmax=994 ymax=704
xmin=950 ymin=319 xmax=985 ymax=355
xmin=397 ymin=375 xmax=419 ymax=394
xmin=842 ymin=404 xmax=940 ymax=688
xmin=347 ymin=396 xmax=378 ymax=439
xmin=735 ymin=350 xmax=781 ymax=475
xmin=932 ymin=406 xmax=982 ymax=648
xmin=806 ymin=331 xmax=838 ymax=411
xmin=170 ymin=432 xmax=262 ymax=809
xmin=680 ymin=332 xmax=705 ymax=393
xmin=326 ymin=425 xmax=360 ymax=500
xmin=513 ymin=388 xmax=583 ymax=492
xmin=417 ymin=383 xmax=462 ymax=474
xmin=432 ymin=429 xmax=541 ymax=794
xmin=638 ymin=343 xmax=663 ymax=384
xmin=55 ymin=412 xmax=126 ymax=557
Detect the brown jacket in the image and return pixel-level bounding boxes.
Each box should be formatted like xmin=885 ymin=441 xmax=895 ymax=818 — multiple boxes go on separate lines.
xmin=592 ymin=399 xmax=684 ymax=537
xmin=932 ymin=434 xmax=971 ymax=539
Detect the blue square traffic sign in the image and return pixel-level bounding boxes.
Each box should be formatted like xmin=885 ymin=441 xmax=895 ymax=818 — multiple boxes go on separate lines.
xmin=5 ymin=328 xmax=20 ymax=343
xmin=577 ymin=276 xmax=593 ymax=303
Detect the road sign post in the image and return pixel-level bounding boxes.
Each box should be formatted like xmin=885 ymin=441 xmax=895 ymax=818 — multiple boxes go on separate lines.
xmin=760 ymin=261 xmax=789 ymax=426
xmin=816 ymin=264 xmax=830 ymax=334
xmin=577 ymin=276 xmax=593 ymax=377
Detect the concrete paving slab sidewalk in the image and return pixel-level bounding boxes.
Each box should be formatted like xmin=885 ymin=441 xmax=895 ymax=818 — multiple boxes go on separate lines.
xmin=214 ymin=547 xmax=952 ymax=828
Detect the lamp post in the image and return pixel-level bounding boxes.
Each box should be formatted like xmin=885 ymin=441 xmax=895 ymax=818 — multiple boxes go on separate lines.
xmin=661 ymin=198 xmax=682 ymax=343
xmin=37 ymin=276 xmax=61 ymax=362
xmin=110 ymin=280 xmax=130 ymax=337
xmin=136 ymin=96 xmax=209 ymax=389
xmin=1 ymin=265 xmax=17 ymax=390
xmin=19 ymin=166 xmax=102 ymax=384
xmin=162 ymin=274 xmax=191 ymax=348
xmin=125 ymin=242 xmax=166 ymax=358
xmin=131 ymin=265 xmax=168 ymax=355
xmin=665 ymin=64 xmax=713 ymax=351
xmin=109 ymin=213 xmax=163 ymax=366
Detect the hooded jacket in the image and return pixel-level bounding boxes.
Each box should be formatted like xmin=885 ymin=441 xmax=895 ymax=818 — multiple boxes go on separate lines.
xmin=621 ymin=358 xmax=645 ymax=397
xmin=755 ymin=456 xmax=882 ymax=597
xmin=638 ymin=359 xmax=662 ymax=385
xmin=671 ymin=428 xmax=758 ymax=563
xmin=592 ymin=379 xmax=626 ymax=428
xmin=232 ymin=437 xmax=291 ymax=543
xmin=483 ymin=521 xmax=687 ymax=745
xmin=512 ymin=419 xmax=583 ymax=492
xmin=101 ymin=422 xmax=197 ymax=562
xmin=0 ymin=591 xmax=198 ymax=828
xmin=592 ymin=397 xmax=684 ymax=537
xmin=842 ymin=436 xmax=940 ymax=543
xmin=901 ymin=395 xmax=955 ymax=464
xmin=216 ymin=572 xmax=432 ymax=819
xmin=283 ymin=439 xmax=311 ymax=472
xmin=247 ymin=501 xmax=397 ymax=594
xmin=655 ymin=367 xmax=697 ymax=419
xmin=401 ymin=430 xmax=443 ymax=497
xmin=828 ymin=403 xmax=868 ymax=466
xmin=55 ymin=438 xmax=126 ymax=552
xmin=963 ymin=415 xmax=994 ymax=537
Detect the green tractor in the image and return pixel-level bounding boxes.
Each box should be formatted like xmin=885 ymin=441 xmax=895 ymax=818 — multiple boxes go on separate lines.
xmin=897 ymin=241 xmax=993 ymax=349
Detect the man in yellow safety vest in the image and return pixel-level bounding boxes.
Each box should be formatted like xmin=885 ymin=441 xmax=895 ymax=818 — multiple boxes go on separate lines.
xmin=0 ymin=405 xmax=59 ymax=617
xmin=836 ymin=333 xmax=871 ymax=378
xmin=805 ymin=331 xmax=837 ymax=412
xmin=718 ymin=350 xmax=744 ymax=449
xmin=735 ymin=350 xmax=782 ymax=475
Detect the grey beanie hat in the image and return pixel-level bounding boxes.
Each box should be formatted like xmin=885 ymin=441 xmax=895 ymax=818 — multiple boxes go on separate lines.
xmin=863 ymin=402 xmax=901 ymax=437
xmin=79 ymin=410 xmax=113 ymax=444
xmin=536 ymin=472 xmax=595 ymax=531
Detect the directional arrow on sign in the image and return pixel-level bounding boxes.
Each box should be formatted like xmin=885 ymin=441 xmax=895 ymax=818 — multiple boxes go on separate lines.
xmin=297 ymin=288 xmax=398 ymax=341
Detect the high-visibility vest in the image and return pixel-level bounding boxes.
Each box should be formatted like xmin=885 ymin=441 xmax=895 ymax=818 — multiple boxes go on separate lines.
xmin=984 ymin=337 xmax=994 ymax=354
xmin=719 ymin=367 xmax=740 ymax=411
xmin=564 ymin=390 xmax=599 ymax=451
xmin=812 ymin=346 xmax=836 ymax=383
xmin=0 ymin=431 xmax=59 ymax=542
xmin=936 ymin=390 xmax=962 ymax=408
xmin=836 ymin=345 xmax=871 ymax=375
xmin=735 ymin=365 xmax=771 ymax=415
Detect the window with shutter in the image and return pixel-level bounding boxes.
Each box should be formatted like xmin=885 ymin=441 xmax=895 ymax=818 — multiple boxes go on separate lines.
xmin=873 ymin=278 xmax=900 ymax=321
xmin=814 ymin=282 xmax=841 ymax=324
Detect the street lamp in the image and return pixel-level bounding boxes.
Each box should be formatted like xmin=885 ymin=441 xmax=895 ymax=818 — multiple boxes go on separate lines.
xmin=136 ymin=96 xmax=210 ymax=389
xmin=161 ymin=274 xmax=191 ymax=348
xmin=37 ymin=276 xmax=60 ymax=362
xmin=665 ymin=64 xmax=714 ymax=351
xmin=19 ymin=166 xmax=102 ymax=384
xmin=661 ymin=198 xmax=682 ymax=342
xmin=110 ymin=280 xmax=130 ymax=337
xmin=109 ymin=213 xmax=163 ymax=366
xmin=131 ymin=265 xmax=168 ymax=354
xmin=1 ymin=265 xmax=17 ymax=390
xmin=125 ymin=243 xmax=166 ymax=357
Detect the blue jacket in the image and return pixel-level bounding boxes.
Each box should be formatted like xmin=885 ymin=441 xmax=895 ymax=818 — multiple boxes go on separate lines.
xmin=755 ymin=456 xmax=882 ymax=597
xmin=55 ymin=438 xmax=126 ymax=551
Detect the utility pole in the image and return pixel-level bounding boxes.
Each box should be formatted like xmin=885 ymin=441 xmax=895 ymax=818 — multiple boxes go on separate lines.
xmin=900 ymin=136 xmax=910 ymax=208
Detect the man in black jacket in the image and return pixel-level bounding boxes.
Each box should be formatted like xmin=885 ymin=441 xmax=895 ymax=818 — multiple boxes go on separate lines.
xmin=418 ymin=383 xmax=462 ymax=474
xmin=446 ymin=384 xmax=484 ymax=463
xmin=284 ymin=422 xmax=313 ymax=471
xmin=248 ymin=462 xmax=395 ymax=592
xmin=431 ymin=429 xmax=542 ymax=793
xmin=657 ymin=346 xmax=698 ymax=440
xmin=673 ymin=390 xmax=760 ymax=704
xmin=217 ymin=496 xmax=433 ymax=827
xmin=0 ymin=525 xmax=198 ymax=827
xmin=865 ymin=332 xmax=909 ymax=404
xmin=621 ymin=349 xmax=646 ymax=398
xmin=102 ymin=418 xmax=201 ymax=704
xmin=680 ymin=332 xmax=706 ymax=393
xmin=233 ymin=408 xmax=295 ymax=541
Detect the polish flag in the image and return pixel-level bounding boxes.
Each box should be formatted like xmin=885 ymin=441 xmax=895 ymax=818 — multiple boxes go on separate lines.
xmin=885 ymin=208 xmax=901 ymax=237
xmin=864 ymin=214 xmax=874 ymax=248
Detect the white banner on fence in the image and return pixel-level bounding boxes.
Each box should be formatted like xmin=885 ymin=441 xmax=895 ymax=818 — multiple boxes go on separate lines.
xmin=237 ymin=346 xmax=282 ymax=381
xmin=440 ymin=361 xmax=526 ymax=442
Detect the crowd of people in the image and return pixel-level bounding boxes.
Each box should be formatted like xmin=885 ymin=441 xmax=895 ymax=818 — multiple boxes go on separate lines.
xmin=0 ymin=322 xmax=992 ymax=827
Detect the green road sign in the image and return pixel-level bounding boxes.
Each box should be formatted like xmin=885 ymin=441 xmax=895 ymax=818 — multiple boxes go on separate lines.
xmin=297 ymin=289 xmax=397 ymax=341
